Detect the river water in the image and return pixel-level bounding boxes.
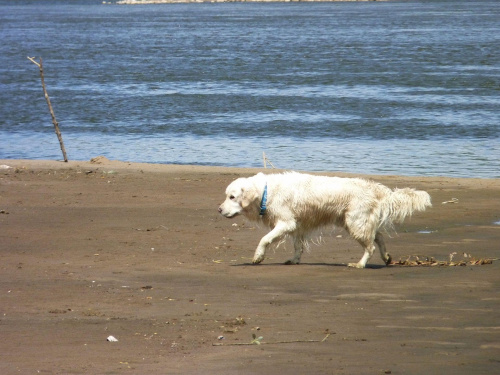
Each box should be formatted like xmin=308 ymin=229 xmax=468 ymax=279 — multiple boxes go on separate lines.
xmin=1 ymin=0 xmax=499 ymax=177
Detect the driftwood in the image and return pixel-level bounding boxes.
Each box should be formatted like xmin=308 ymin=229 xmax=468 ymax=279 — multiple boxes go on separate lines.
xmin=27 ymin=56 xmax=68 ymax=162
xmin=213 ymin=333 xmax=330 ymax=346
xmin=390 ymin=254 xmax=497 ymax=267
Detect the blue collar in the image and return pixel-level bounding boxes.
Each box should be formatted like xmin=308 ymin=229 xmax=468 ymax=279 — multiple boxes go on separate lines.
xmin=259 ymin=184 xmax=268 ymax=216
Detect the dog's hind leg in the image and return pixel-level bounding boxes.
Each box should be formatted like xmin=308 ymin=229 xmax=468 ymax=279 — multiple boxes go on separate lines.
xmin=375 ymin=232 xmax=392 ymax=265
xmin=285 ymin=235 xmax=304 ymax=265
xmin=348 ymin=240 xmax=376 ymax=269
xmin=345 ymin=212 xmax=378 ymax=269
xmin=252 ymin=221 xmax=295 ymax=264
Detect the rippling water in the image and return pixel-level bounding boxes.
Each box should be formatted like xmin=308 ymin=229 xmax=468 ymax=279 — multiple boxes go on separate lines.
xmin=1 ymin=0 xmax=499 ymax=177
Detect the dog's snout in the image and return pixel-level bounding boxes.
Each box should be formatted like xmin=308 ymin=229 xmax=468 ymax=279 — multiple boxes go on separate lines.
xmin=218 ymin=206 xmax=223 ymax=214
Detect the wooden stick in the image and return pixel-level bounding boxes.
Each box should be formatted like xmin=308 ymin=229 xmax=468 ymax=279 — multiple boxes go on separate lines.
xmin=262 ymin=152 xmax=276 ymax=169
xmin=213 ymin=333 xmax=330 ymax=346
xmin=28 ymin=56 xmax=68 ymax=162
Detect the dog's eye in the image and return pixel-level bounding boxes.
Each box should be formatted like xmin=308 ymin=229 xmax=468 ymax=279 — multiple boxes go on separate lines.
xmin=229 ymin=195 xmax=235 ymax=200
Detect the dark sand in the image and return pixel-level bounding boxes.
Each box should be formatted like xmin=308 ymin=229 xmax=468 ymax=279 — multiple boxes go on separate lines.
xmin=1 ymin=159 xmax=498 ymax=374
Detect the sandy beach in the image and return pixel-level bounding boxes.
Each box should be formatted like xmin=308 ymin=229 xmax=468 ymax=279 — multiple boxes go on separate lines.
xmin=0 ymin=158 xmax=499 ymax=374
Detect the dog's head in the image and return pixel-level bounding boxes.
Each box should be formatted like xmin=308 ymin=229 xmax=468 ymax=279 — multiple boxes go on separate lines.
xmin=218 ymin=175 xmax=263 ymax=219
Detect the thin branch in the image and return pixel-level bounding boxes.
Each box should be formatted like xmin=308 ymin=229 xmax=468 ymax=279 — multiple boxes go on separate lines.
xmin=28 ymin=56 xmax=68 ymax=162
xmin=213 ymin=333 xmax=330 ymax=346
xmin=27 ymin=56 xmax=40 ymax=68
xmin=263 ymin=152 xmax=276 ymax=169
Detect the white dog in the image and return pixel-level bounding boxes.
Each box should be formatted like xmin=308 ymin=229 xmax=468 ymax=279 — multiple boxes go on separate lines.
xmin=218 ymin=172 xmax=431 ymax=268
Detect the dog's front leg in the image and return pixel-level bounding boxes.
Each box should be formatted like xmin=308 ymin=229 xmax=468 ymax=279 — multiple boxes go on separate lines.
xmin=284 ymin=235 xmax=304 ymax=265
xmin=252 ymin=221 xmax=294 ymax=264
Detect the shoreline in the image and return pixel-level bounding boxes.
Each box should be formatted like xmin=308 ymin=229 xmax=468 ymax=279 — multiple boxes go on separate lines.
xmin=2 ymin=157 xmax=499 ymax=182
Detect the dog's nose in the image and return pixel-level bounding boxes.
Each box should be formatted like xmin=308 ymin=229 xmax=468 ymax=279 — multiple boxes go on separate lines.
xmin=218 ymin=206 xmax=222 ymax=213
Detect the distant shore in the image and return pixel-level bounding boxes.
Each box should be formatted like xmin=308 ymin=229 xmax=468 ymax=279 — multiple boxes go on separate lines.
xmin=114 ymin=0 xmax=384 ymax=4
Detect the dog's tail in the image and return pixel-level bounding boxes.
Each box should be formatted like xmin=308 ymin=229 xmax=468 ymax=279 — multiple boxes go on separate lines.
xmin=380 ymin=188 xmax=432 ymax=228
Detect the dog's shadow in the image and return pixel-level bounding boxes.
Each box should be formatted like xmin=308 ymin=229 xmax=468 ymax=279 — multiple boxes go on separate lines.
xmin=231 ymin=262 xmax=386 ymax=269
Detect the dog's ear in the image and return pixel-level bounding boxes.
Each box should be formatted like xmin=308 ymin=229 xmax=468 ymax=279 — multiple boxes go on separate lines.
xmin=240 ymin=185 xmax=259 ymax=210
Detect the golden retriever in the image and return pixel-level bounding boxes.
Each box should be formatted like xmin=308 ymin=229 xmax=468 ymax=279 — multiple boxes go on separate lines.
xmin=218 ymin=172 xmax=431 ymax=268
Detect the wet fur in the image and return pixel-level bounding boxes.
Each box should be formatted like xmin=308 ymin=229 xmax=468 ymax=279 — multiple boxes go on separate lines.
xmin=219 ymin=172 xmax=431 ymax=268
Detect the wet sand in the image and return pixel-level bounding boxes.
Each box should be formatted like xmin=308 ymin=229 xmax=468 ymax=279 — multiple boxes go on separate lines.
xmin=0 ymin=158 xmax=499 ymax=374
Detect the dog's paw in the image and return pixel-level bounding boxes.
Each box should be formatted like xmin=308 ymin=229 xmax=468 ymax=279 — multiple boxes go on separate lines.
xmin=384 ymin=254 xmax=392 ymax=265
xmin=284 ymin=259 xmax=300 ymax=265
xmin=252 ymin=255 xmax=264 ymax=264
xmin=348 ymin=262 xmax=365 ymax=269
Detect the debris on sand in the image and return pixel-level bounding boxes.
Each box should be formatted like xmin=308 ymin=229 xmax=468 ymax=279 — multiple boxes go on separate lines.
xmin=390 ymin=253 xmax=496 ymax=267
